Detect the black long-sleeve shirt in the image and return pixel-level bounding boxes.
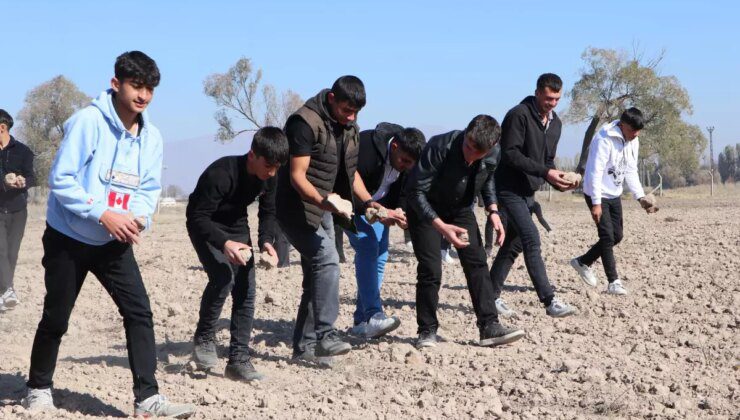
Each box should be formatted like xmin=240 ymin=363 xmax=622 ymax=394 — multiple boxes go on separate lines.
xmin=0 ymin=136 xmax=36 ymax=214
xmin=495 ymin=96 xmax=562 ymax=195
xmin=185 ymin=154 xmax=276 ymax=250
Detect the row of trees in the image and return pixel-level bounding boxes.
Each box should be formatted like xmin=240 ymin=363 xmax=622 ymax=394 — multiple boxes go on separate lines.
xmin=718 ymin=144 xmax=740 ymax=183
xmin=13 ymin=48 xmax=722 ymax=193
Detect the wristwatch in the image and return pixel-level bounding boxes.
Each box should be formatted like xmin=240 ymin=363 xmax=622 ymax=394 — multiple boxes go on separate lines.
xmin=363 ymin=199 xmax=374 ymax=210
xmin=486 ymin=209 xmax=500 ymax=216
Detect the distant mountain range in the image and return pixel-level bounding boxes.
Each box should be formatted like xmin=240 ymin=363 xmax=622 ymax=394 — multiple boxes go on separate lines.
xmin=163 ymin=125 xmax=449 ymax=195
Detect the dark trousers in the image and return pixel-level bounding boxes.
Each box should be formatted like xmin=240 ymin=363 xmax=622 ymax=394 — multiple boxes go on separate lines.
xmin=334 ymin=222 xmax=346 ymax=262
xmin=408 ymin=207 xmax=498 ymax=334
xmin=490 ymin=190 xmax=555 ymax=306
xmin=28 ymin=226 xmax=158 ymax=402
xmin=578 ymin=196 xmax=623 ymax=282
xmin=408 ymin=229 xmax=452 ymax=252
xmin=191 ymin=236 xmax=256 ymax=361
xmin=274 ymin=225 xmax=291 ymax=268
xmin=484 ymin=217 xmax=494 ymax=250
xmin=0 ymin=209 xmax=27 ymax=291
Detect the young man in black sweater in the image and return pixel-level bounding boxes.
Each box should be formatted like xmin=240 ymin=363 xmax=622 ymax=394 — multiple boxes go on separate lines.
xmin=0 ymin=109 xmax=35 ymax=312
xmin=490 ymin=73 xmax=577 ymax=318
xmin=186 ymin=127 xmax=287 ymax=381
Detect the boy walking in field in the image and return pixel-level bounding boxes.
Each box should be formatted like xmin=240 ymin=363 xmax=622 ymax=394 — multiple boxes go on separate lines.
xmin=23 ymin=51 xmax=194 ymax=418
xmin=570 ymin=107 xmax=658 ymax=295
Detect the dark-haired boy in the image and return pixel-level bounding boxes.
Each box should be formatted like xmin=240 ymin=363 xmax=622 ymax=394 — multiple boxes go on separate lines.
xmin=407 ymin=114 xmax=524 ymax=349
xmin=490 ymin=73 xmax=577 ymax=319
xmin=275 ymin=75 xmax=388 ymax=362
xmin=570 ymin=107 xmax=655 ymax=295
xmin=187 ymin=127 xmax=288 ymax=381
xmin=347 ymin=123 xmax=426 ymax=339
xmin=0 ymin=109 xmax=35 ymax=312
xmin=23 ymin=51 xmax=194 ymax=418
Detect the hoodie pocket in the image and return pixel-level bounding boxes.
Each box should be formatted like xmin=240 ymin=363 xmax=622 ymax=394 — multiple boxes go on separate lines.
xmin=99 ymin=167 xmax=140 ymax=212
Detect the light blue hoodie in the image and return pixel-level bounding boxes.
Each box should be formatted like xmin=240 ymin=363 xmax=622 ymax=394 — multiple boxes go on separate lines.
xmin=46 ymin=89 xmax=163 ymax=246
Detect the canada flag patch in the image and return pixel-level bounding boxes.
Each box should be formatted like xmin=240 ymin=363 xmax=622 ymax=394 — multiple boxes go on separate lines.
xmin=107 ymin=191 xmax=131 ymax=210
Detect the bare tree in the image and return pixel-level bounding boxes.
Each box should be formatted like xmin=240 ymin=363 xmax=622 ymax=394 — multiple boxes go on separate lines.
xmin=17 ymin=76 xmax=90 ymax=191
xmin=203 ymin=57 xmax=302 ymax=143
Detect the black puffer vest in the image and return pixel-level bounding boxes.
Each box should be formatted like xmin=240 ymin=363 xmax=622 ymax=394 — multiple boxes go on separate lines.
xmin=285 ymin=90 xmax=360 ymax=229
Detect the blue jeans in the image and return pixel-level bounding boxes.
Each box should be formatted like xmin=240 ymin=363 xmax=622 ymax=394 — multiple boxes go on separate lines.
xmin=345 ymin=215 xmax=390 ymax=325
xmin=278 ymin=212 xmax=340 ymax=353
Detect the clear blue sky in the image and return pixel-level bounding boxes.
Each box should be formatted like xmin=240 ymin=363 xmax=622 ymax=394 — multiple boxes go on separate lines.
xmin=2 ymin=0 xmax=738 ymax=159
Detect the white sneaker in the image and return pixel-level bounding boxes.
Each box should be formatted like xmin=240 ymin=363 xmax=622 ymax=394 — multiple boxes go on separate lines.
xmin=607 ymin=279 xmax=628 ymax=295
xmin=441 ymin=249 xmax=454 ymax=264
xmin=365 ymin=312 xmax=401 ymax=339
xmin=21 ymin=388 xmax=56 ymax=411
xmin=134 ymin=394 xmax=195 ymax=418
xmin=495 ymin=298 xmax=517 ymax=318
xmin=545 ymin=297 xmax=577 ymax=318
xmin=570 ymin=258 xmax=598 ymax=287
xmin=348 ymin=322 xmax=367 ymax=337
xmin=1 ymin=287 xmax=18 ymax=308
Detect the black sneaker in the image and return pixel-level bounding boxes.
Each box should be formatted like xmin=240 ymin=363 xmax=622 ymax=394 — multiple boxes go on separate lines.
xmin=416 ymin=330 xmax=438 ymax=349
xmin=292 ymin=344 xmax=334 ymax=368
xmin=479 ymin=322 xmax=525 ymax=347
xmin=225 ymin=358 xmax=265 ymax=382
xmin=315 ymin=331 xmax=351 ymax=357
xmin=192 ymin=336 xmax=218 ymax=371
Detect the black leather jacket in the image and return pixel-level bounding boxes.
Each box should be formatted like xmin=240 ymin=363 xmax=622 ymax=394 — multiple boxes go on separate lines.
xmin=407 ymin=130 xmax=499 ymax=222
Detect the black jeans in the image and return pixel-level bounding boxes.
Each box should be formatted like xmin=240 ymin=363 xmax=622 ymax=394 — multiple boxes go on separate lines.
xmin=578 ymin=196 xmax=623 ymax=282
xmin=334 ymin=222 xmax=346 ymax=262
xmin=0 ymin=208 xmax=27 ymax=291
xmin=28 ymin=226 xmax=158 ymax=402
xmin=484 ymin=217 xmax=494 ymax=250
xmin=274 ymin=225 xmax=291 ymax=268
xmin=408 ymin=207 xmax=498 ymax=334
xmin=490 ymin=190 xmax=555 ymax=306
xmin=191 ymin=236 xmax=256 ymax=361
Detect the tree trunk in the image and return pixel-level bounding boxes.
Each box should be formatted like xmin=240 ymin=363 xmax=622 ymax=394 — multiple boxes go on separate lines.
xmin=576 ymin=115 xmax=601 ymax=175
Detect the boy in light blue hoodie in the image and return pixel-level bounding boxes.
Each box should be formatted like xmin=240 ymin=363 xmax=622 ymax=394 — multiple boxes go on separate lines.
xmin=23 ymin=51 xmax=194 ymax=418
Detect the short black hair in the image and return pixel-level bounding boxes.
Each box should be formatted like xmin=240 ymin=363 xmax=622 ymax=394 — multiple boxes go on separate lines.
xmin=330 ymin=75 xmax=366 ymax=109
xmin=251 ymin=126 xmax=289 ymax=165
xmin=0 ymin=109 xmax=13 ymax=130
xmin=394 ymin=128 xmax=426 ymax=160
xmin=465 ymin=114 xmax=501 ymax=151
xmin=115 ymin=51 xmax=161 ymax=88
xmin=620 ymin=107 xmax=645 ymax=130
xmin=536 ymin=73 xmax=563 ymax=92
